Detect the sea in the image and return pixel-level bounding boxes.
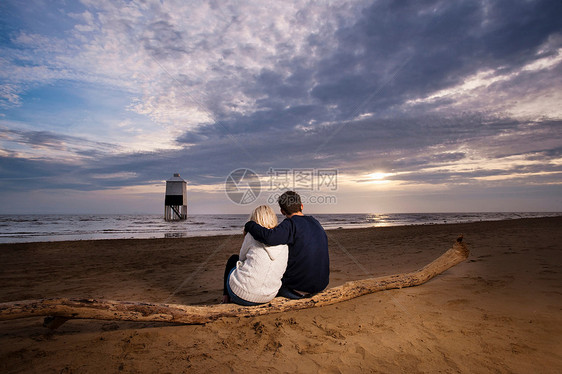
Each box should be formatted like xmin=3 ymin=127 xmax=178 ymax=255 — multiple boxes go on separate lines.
xmin=0 ymin=212 xmax=560 ymax=244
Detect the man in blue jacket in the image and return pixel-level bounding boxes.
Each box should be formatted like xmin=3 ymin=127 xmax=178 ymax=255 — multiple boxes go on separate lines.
xmin=244 ymin=191 xmax=329 ymax=299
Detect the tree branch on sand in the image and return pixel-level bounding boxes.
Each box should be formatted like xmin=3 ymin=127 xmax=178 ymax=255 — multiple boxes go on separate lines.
xmin=0 ymin=236 xmax=469 ymax=328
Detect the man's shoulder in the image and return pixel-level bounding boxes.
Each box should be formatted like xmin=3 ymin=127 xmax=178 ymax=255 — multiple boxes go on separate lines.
xmin=292 ymin=215 xmax=325 ymax=230
xmin=294 ymin=214 xmax=321 ymax=223
xmin=278 ymin=217 xmax=295 ymax=227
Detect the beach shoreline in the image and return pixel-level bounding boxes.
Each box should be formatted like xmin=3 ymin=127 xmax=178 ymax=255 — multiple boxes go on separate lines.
xmin=2 ymin=211 xmax=559 ymax=244
xmin=1 ymin=216 xmax=561 ymax=373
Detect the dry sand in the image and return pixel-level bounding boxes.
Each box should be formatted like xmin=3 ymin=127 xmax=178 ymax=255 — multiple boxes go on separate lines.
xmin=0 ymin=216 xmax=561 ymax=373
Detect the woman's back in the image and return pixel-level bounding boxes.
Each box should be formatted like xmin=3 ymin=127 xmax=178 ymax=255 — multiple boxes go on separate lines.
xmin=228 ymin=234 xmax=288 ymax=303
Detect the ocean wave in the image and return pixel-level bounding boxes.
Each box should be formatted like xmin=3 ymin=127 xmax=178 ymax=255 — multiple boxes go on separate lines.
xmin=0 ymin=212 xmax=560 ymax=243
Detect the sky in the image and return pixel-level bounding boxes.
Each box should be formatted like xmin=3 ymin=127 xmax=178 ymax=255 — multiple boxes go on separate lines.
xmin=0 ymin=0 xmax=561 ymax=214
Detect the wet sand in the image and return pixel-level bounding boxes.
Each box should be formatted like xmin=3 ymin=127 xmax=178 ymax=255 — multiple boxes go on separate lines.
xmin=0 ymin=216 xmax=561 ymax=373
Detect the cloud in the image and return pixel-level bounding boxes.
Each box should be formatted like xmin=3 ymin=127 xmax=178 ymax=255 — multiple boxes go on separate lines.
xmin=3 ymin=112 xmax=560 ymax=195
xmin=0 ymin=0 xmax=561 ymax=213
xmin=4 ymin=0 xmax=560 ymax=131
xmin=0 ymin=84 xmax=22 ymax=107
xmin=1 ymin=1 xmax=366 ymax=133
xmin=0 ymin=126 xmax=119 ymax=161
xmin=308 ymin=0 xmax=562 ymax=118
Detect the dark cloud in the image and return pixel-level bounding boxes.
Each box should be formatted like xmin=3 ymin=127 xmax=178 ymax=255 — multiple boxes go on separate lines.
xmin=179 ymin=0 xmax=562 ymax=168
xmin=1 ymin=128 xmax=118 ymax=153
xmin=22 ymin=130 xmax=65 ymax=148
xmin=0 ymin=155 xmax=85 ymax=191
xmin=307 ymin=0 xmax=562 ymax=118
xmin=141 ymin=19 xmax=188 ymax=60
xmin=1 ymin=114 xmax=560 ymax=194
xmin=126 ymin=115 xmax=562 ymax=187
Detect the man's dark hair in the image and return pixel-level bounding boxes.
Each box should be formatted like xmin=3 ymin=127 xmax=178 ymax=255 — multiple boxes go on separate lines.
xmin=278 ymin=191 xmax=302 ymax=214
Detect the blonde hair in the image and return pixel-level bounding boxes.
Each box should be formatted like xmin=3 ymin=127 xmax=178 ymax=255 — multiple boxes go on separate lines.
xmin=249 ymin=205 xmax=278 ymax=229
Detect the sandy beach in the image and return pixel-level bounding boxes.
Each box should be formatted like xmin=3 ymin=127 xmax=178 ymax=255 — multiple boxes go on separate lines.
xmin=0 ymin=216 xmax=561 ymax=373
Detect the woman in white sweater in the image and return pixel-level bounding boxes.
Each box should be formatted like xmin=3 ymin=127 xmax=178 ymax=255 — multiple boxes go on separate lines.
xmin=222 ymin=205 xmax=288 ymax=305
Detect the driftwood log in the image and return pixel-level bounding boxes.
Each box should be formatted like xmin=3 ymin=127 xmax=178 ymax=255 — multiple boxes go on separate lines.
xmin=0 ymin=236 xmax=469 ymax=327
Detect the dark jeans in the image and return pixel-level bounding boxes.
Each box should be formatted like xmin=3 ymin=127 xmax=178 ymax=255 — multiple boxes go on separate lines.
xmin=277 ymin=285 xmax=313 ymax=299
xmin=223 ymin=254 xmax=239 ymax=296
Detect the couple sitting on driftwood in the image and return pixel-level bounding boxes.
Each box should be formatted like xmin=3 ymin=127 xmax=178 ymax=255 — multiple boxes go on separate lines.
xmin=1 ymin=191 xmax=468 ymax=326
xmin=222 ymin=191 xmax=330 ymax=306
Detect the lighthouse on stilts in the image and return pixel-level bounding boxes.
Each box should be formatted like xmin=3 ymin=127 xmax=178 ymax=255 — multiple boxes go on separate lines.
xmin=164 ymin=173 xmax=187 ymax=221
